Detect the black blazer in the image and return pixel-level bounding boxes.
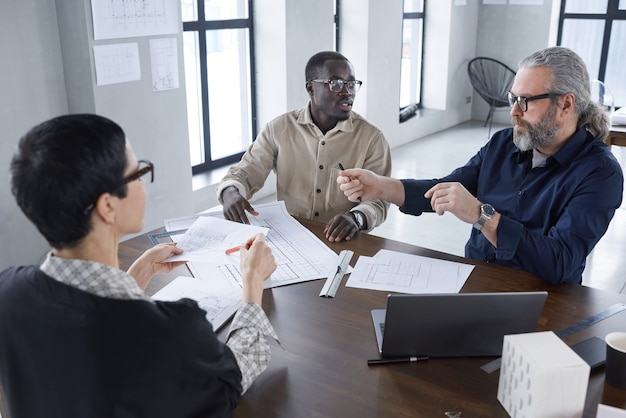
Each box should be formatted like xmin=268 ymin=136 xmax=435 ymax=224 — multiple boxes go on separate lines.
xmin=0 ymin=266 xmax=242 ymax=418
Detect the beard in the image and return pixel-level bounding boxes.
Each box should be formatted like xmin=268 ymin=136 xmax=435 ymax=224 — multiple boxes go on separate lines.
xmin=512 ymin=105 xmax=560 ymax=151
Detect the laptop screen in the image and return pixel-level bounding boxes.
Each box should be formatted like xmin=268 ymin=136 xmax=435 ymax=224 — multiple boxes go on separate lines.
xmin=372 ymin=291 xmax=548 ymax=358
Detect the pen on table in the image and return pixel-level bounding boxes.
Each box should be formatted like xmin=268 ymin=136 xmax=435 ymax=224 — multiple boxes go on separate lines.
xmin=367 ymin=356 xmax=428 ymax=365
xmin=338 ymin=163 xmax=362 ymax=202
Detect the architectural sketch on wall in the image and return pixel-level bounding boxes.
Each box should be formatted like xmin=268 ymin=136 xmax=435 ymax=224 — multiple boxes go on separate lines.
xmin=150 ymin=37 xmax=180 ymax=91
xmin=91 ymin=0 xmax=180 ymax=40
xmin=93 ymin=43 xmax=141 ymax=86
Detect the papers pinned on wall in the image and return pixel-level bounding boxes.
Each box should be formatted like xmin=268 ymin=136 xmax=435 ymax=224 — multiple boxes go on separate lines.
xmin=150 ymin=37 xmax=179 ymax=91
xmin=91 ymin=0 xmax=180 ymax=40
xmin=93 ymin=43 xmax=141 ymax=86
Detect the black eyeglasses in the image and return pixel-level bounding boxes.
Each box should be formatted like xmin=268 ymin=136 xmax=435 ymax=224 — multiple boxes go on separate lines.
xmin=309 ymin=79 xmax=363 ymax=94
xmin=507 ymin=91 xmax=561 ymax=112
xmin=124 ymin=160 xmax=154 ymax=184
xmin=83 ymin=160 xmax=154 ymax=215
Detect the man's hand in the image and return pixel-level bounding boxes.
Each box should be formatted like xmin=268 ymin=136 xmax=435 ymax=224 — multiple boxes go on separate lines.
xmin=424 ymin=182 xmax=481 ymax=223
xmin=324 ymin=213 xmax=359 ymax=242
xmin=337 ymin=168 xmax=376 ymax=202
xmin=425 ymin=182 xmax=500 ymax=247
xmin=127 ymin=243 xmax=186 ymax=290
xmin=240 ymin=234 xmax=276 ymax=306
xmin=222 ymin=186 xmax=259 ymax=224
xmin=337 ymin=168 xmax=406 ymax=206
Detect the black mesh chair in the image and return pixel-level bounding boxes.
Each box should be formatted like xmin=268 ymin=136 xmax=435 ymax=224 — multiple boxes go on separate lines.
xmin=468 ymin=57 xmax=516 ymax=138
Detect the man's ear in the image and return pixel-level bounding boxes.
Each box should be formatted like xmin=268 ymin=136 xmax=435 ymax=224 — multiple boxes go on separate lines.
xmin=560 ymin=92 xmax=576 ymax=116
xmin=305 ymin=81 xmax=313 ymax=97
xmin=93 ymin=193 xmax=117 ymax=225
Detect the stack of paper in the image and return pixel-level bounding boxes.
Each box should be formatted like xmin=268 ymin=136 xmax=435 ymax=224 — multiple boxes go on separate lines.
xmin=346 ymin=249 xmax=474 ymax=294
xmin=153 ymin=201 xmax=341 ymax=329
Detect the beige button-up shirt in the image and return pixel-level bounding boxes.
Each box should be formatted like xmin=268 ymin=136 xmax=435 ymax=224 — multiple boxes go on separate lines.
xmin=217 ymin=103 xmax=392 ymax=230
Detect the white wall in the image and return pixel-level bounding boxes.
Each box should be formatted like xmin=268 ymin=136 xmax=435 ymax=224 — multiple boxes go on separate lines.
xmin=0 ymin=0 xmax=68 ymax=267
xmin=338 ymin=0 xmax=480 ymax=150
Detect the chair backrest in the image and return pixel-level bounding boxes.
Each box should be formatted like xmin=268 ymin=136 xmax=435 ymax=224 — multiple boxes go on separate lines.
xmin=468 ymin=57 xmax=516 ymax=107
xmin=590 ymin=79 xmax=615 ymax=114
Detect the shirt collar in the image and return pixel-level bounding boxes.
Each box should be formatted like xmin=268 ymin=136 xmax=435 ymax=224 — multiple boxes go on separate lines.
xmin=40 ymin=252 xmax=149 ymax=301
xmin=548 ymin=126 xmax=591 ymax=167
xmin=297 ymin=102 xmax=354 ymax=133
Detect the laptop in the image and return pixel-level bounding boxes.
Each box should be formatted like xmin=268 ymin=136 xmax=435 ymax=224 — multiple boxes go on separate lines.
xmin=371 ymin=291 xmax=547 ymax=359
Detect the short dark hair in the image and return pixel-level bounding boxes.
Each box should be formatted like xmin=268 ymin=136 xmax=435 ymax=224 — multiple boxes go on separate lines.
xmin=305 ymin=51 xmax=351 ymax=81
xmin=10 ymin=114 xmax=128 ymax=249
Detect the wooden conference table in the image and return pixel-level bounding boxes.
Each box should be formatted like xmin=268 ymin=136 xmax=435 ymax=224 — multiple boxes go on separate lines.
xmin=608 ymin=126 xmax=626 ymax=147
xmin=119 ymin=218 xmax=626 ymax=417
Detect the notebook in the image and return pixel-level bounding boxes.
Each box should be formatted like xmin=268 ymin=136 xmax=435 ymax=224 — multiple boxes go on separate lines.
xmin=371 ymin=291 xmax=548 ymax=359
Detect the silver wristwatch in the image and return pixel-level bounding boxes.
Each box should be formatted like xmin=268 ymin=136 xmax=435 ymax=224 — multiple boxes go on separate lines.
xmin=473 ymin=203 xmax=495 ymax=231
xmin=350 ymin=210 xmax=367 ymax=231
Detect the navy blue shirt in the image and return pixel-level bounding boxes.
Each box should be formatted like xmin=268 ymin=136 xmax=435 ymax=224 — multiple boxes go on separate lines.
xmin=400 ymin=127 xmax=623 ymax=284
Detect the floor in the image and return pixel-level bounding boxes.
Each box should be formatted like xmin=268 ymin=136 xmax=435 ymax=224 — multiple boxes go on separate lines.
xmin=368 ymin=120 xmax=626 ymax=294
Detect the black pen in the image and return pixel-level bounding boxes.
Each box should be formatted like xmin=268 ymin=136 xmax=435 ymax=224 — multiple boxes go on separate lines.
xmin=367 ymin=356 xmax=428 ymax=365
xmin=338 ymin=163 xmax=362 ymax=202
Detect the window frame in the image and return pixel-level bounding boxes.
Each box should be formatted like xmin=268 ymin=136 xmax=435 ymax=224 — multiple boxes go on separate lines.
xmin=399 ymin=1 xmax=425 ymax=122
xmin=556 ymin=0 xmax=626 ymax=108
xmin=183 ymin=0 xmax=257 ymax=175
xmin=334 ymin=0 xmax=341 ymax=51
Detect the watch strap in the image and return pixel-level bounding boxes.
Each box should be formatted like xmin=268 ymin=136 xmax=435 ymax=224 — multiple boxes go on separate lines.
xmin=473 ymin=204 xmax=494 ymax=231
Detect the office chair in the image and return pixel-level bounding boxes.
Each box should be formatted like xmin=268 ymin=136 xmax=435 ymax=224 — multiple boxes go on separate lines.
xmin=590 ymin=79 xmax=615 ymax=115
xmin=468 ymin=57 xmax=516 ymax=138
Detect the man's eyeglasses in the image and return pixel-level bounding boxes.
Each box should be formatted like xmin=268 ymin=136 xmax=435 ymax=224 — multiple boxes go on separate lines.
xmin=83 ymin=160 xmax=154 ymax=215
xmin=507 ymin=91 xmax=561 ymax=112
xmin=309 ymin=79 xmax=363 ymax=93
xmin=124 ymin=160 xmax=154 ymax=184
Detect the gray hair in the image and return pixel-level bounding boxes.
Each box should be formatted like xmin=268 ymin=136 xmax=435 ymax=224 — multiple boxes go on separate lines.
xmin=519 ymin=46 xmax=609 ymax=141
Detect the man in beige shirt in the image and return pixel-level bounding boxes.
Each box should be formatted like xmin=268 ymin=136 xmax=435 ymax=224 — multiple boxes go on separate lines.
xmin=217 ymin=51 xmax=392 ymax=242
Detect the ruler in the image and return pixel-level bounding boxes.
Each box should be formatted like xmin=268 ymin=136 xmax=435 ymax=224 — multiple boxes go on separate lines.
xmin=481 ymin=302 xmax=626 ymax=374
xmin=147 ymin=229 xmax=188 ymax=245
xmin=319 ymin=250 xmax=354 ymax=298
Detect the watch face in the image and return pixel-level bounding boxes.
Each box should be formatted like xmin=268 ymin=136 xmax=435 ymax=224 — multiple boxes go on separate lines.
xmin=352 ymin=211 xmax=365 ymax=229
xmin=482 ymin=204 xmax=496 ymax=217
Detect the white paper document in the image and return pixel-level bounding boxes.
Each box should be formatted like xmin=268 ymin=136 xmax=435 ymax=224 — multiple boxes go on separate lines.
xmin=597 ymin=404 xmax=626 ymax=418
xmin=168 ymin=216 xmax=268 ymax=262
xmin=346 ymin=249 xmax=474 ymax=294
xmin=149 ymin=37 xmax=179 ymax=91
xmin=93 ymin=43 xmax=141 ymax=86
xmin=164 ymin=201 xmax=340 ymax=288
xmin=91 ymin=0 xmax=180 ymax=40
xmin=152 ymin=276 xmax=241 ymax=331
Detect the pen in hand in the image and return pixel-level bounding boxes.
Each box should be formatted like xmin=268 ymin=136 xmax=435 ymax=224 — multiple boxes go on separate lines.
xmin=225 ymin=239 xmax=256 ymax=255
xmin=225 ymin=245 xmax=241 ymax=255
xmin=338 ymin=163 xmax=362 ymax=202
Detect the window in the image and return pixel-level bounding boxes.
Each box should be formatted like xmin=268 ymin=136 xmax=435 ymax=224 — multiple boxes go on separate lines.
xmin=399 ymin=0 xmax=425 ymax=121
xmin=557 ymin=0 xmax=626 ymax=108
xmin=334 ymin=0 xmax=340 ymax=51
xmin=181 ymin=0 xmax=256 ymax=174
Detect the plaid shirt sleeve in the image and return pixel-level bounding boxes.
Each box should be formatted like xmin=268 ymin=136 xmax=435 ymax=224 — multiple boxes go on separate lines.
xmin=226 ymin=301 xmax=278 ymax=393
